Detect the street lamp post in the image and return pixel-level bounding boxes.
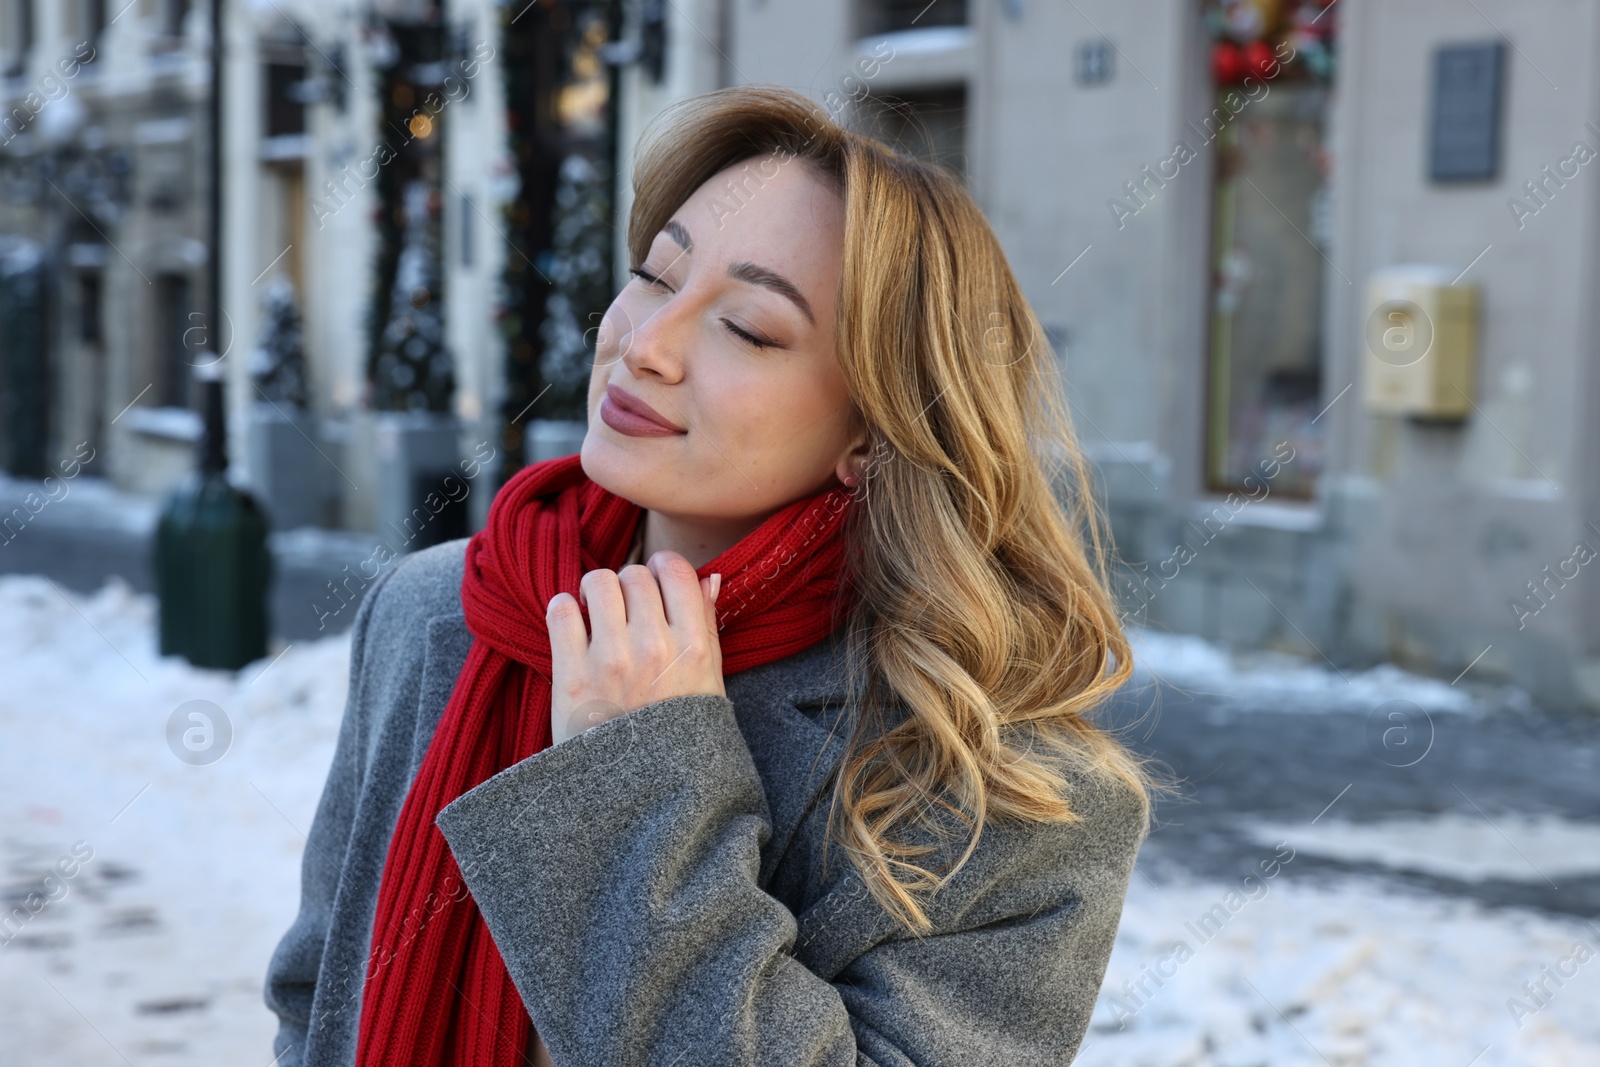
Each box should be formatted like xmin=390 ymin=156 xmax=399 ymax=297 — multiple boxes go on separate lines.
xmin=153 ymin=0 xmax=273 ymax=670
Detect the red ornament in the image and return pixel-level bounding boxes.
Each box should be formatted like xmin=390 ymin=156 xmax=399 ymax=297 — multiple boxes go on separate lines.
xmin=1212 ymin=40 xmax=1247 ymax=84
xmin=1245 ymin=39 xmax=1279 ymax=79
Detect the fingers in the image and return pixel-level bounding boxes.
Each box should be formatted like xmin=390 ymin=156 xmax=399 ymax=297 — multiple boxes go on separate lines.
xmin=571 ymin=565 xmax=673 ymax=648
xmin=616 ymin=564 xmax=666 ymax=635
xmin=578 ymin=568 xmax=628 ymax=646
xmin=646 ymin=551 xmax=708 ymax=638
xmin=545 ymin=591 xmax=589 ymax=665
xmin=554 ymin=557 xmax=720 ymax=665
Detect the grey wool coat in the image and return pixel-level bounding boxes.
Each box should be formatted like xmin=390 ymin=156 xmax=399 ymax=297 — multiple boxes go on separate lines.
xmin=264 ymin=536 xmax=1148 ymax=1066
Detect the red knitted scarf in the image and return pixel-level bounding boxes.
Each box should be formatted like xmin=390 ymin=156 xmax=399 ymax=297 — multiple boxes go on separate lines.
xmin=353 ymin=453 xmax=856 ymax=1065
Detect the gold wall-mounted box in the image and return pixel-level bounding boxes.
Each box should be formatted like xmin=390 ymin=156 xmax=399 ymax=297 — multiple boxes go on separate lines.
xmin=1362 ymin=265 xmax=1479 ymax=419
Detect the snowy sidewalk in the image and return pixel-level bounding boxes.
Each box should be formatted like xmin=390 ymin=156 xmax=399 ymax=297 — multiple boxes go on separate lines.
xmin=2 ymin=574 xmax=1598 ymax=1065
xmin=0 ymin=575 xmax=350 ymax=1063
xmin=0 ymin=471 xmax=395 ymax=642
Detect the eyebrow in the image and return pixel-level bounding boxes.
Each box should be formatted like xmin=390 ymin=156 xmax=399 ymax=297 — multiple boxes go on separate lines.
xmin=664 ymin=219 xmax=693 ymax=253
xmin=660 ymin=219 xmax=817 ymax=326
xmin=727 ymin=261 xmax=816 ymax=325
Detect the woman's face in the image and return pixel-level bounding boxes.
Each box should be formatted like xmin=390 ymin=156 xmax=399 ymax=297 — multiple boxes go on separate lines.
xmin=582 ymin=153 xmax=862 ymax=533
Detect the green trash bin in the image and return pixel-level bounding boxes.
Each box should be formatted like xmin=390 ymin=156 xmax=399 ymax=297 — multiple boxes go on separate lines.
xmin=155 ymin=471 xmax=272 ymax=670
xmin=154 ymin=369 xmax=272 ymax=670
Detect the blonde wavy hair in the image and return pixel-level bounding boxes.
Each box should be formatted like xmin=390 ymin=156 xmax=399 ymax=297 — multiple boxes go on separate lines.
xmin=628 ymin=84 xmax=1156 ymax=935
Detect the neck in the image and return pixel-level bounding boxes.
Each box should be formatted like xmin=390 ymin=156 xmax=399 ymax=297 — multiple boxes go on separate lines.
xmin=639 ymin=508 xmax=774 ymax=571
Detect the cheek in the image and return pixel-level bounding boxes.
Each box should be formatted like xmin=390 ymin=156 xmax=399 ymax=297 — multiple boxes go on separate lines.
xmin=693 ymin=366 xmax=759 ymax=440
xmin=704 ymin=365 xmax=841 ymax=458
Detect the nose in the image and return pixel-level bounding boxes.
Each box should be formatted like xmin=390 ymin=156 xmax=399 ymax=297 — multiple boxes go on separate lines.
xmin=617 ymin=288 xmax=692 ymax=383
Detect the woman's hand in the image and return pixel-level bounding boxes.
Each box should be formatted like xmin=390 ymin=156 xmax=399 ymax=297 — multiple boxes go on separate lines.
xmin=546 ymin=551 xmax=725 ymax=746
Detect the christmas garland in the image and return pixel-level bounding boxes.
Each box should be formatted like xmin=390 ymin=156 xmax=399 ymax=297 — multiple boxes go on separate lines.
xmin=1205 ymin=0 xmax=1336 ymax=85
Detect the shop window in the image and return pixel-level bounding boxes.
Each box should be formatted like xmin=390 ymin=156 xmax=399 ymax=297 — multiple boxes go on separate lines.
xmin=2 ymin=0 xmax=34 ymax=79
xmin=163 ymin=0 xmax=189 ymax=40
xmin=264 ymin=58 xmax=307 ymax=139
xmin=1202 ymin=0 xmax=1337 ymax=499
xmin=859 ymin=0 xmax=967 ymax=36
xmin=154 ymin=272 xmax=193 ymax=409
xmin=859 ymin=84 xmax=968 ymax=177
xmin=80 ymin=270 xmax=103 ymax=346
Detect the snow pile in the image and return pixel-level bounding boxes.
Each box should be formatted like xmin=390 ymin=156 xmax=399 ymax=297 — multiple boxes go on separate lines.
xmin=0 ymin=471 xmax=159 ymax=535
xmin=1126 ymin=625 xmax=1493 ymax=715
xmin=1242 ymin=815 xmax=1600 ymax=884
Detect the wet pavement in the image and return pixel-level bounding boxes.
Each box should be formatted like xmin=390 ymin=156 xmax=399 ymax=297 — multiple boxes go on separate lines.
xmin=1104 ymin=677 xmax=1600 ymax=919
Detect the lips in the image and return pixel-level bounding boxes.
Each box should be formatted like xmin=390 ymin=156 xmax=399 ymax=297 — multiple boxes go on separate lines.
xmin=601 ymin=383 xmax=687 ymax=436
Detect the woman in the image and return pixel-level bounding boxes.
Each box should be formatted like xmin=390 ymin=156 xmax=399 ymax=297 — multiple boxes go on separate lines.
xmin=266 ymin=84 xmax=1154 ymax=1067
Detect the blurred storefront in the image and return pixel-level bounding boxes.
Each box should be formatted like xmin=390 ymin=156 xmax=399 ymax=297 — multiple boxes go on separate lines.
xmin=4 ymin=0 xmax=1600 ymax=709
xmin=0 ymin=0 xmax=621 ymax=543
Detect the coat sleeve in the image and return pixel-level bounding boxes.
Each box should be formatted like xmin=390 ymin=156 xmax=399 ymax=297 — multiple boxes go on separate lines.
xmin=434 ymin=691 xmax=1148 ymax=1067
xmin=262 ymin=560 xmax=404 ymax=1066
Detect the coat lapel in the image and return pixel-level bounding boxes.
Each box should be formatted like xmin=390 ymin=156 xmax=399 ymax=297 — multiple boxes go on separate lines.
xmin=727 ymin=635 xmax=857 ymax=887
xmin=407 ymin=611 xmax=476 ymax=776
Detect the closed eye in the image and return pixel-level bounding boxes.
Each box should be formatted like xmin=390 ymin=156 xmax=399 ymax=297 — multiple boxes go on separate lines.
xmin=630 ymin=266 xmax=777 ymax=350
xmin=721 ymin=320 xmax=774 ymax=350
xmin=628 ymin=265 xmax=668 ymax=290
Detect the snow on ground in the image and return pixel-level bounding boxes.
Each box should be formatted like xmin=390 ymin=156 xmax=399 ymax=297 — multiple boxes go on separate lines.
xmin=1241 ymin=814 xmax=1600 ymax=884
xmin=1127 ymin=625 xmax=1502 ymax=716
xmin=0 ymin=574 xmax=350 ymax=1065
xmin=1080 ymin=872 xmax=1600 ymax=1067
xmin=0 ymin=471 xmax=159 ymax=536
xmin=1 ymin=574 xmax=1595 ymax=1065
xmin=0 ymin=469 xmax=382 ymax=565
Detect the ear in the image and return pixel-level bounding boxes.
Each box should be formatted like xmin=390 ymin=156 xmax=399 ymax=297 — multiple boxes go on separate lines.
xmin=833 ymin=425 xmax=874 ymax=489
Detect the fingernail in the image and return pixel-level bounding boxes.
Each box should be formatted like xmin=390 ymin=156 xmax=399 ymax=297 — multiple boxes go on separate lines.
xmin=710 ymin=573 xmax=722 ymax=603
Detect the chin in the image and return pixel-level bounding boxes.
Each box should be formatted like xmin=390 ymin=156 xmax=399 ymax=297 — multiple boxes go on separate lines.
xmin=579 ymin=431 xmax=655 ymax=509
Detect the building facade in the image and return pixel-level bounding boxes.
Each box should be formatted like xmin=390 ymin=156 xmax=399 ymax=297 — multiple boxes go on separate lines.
xmin=623 ymin=0 xmax=1600 ymax=710
xmin=4 ymin=0 xmax=1598 ymax=710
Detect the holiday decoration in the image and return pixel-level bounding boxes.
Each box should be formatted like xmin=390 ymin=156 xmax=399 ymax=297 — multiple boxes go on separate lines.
xmin=362 ymin=13 xmax=452 ymax=415
xmin=1218 ymin=0 xmax=1282 ymax=42
xmin=1287 ymin=0 xmax=1337 ymax=80
xmin=1205 ymin=0 xmax=1335 ymax=84
xmin=1212 ymin=40 xmax=1248 ymax=85
xmin=1245 ymin=39 xmax=1278 ymax=79
xmin=372 ymin=180 xmax=456 ymax=412
xmin=538 ymin=149 xmax=614 ymax=417
xmin=496 ymin=0 xmax=621 ymax=478
xmin=249 ymin=275 xmax=310 ymax=408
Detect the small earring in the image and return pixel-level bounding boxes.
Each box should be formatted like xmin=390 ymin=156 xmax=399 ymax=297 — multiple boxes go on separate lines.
xmin=843 ymin=473 xmax=860 ymax=488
